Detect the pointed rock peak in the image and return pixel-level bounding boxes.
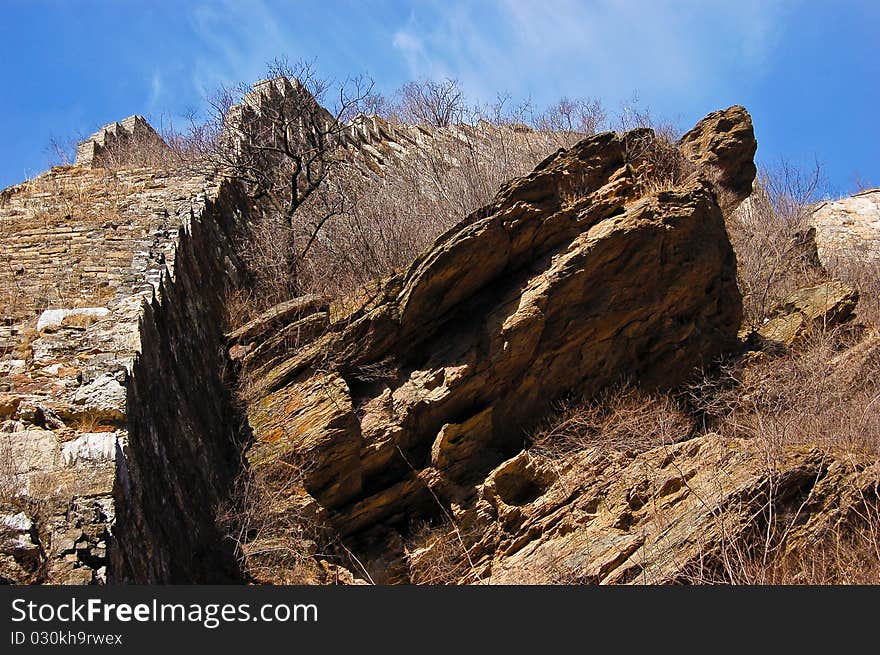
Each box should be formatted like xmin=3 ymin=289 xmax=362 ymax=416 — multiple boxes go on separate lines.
xmin=678 ymin=105 xmax=757 ymax=211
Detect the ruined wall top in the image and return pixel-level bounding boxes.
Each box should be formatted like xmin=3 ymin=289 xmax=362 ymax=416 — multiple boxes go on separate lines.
xmin=74 ymin=115 xmax=169 ymax=169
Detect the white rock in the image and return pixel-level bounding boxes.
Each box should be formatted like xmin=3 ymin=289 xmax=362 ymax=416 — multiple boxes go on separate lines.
xmin=36 ymin=307 xmax=109 ymax=332
xmin=72 ymin=373 xmax=126 ymax=417
xmin=0 ymin=512 xmax=37 ymax=553
xmin=0 ymin=359 xmax=26 ymax=375
xmin=1 ymin=512 xmax=32 ymax=533
xmin=0 ymin=429 xmax=59 ymax=473
xmin=61 ymin=432 xmax=117 ymax=466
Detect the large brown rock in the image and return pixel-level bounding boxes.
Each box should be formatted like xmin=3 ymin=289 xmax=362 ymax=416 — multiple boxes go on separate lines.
xmin=422 ymin=433 xmax=877 ymax=584
xmin=755 ymin=280 xmax=858 ymax=350
xmin=678 ymin=105 xmax=757 ymax=212
xmin=241 ymin=108 xmax=757 ymax=581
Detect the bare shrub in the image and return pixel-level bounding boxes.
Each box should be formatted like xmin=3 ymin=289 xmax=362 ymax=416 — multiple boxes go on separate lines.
xmin=530 ymin=384 xmax=695 ymax=459
xmin=729 ymin=160 xmax=827 ymax=331
xmin=45 ymin=134 xmax=79 ymax=167
xmin=616 ymin=96 xmax=682 ymax=142
xmin=405 ymin=519 xmax=482 ymax=585
xmin=293 ymin=112 xmax=562 ymax=298
xmin=0 ymin=438 xmax=52 ymax=584
xmin=819 ymin=244 xmax=880 ymax=328
xmin=682 ymin=475 xmax=880 ymax=585
xmin=608 ymin=99 xmax=695 ymax=195
xmin=231 ymin=212 xmax=300 ymax=321
xmin=694 ymin=325 xmax=880 ymax=458
xmin=218 ymin=457 xmax=327 ymax=584
xmin=534 ymin=96 xmax=608 ymax=149
xmin=627 ymin=129 xmax=695 ymax=195
xmin=390 ymin=78 xmax=466 ymax=127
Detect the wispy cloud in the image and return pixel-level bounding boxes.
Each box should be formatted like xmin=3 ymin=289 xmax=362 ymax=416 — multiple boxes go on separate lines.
xmin=384 ymin=0 xmax=793 ymax=114
xmin=147 ymin=72 xmax=163 ymax=112
xmin=187 ymin=0 xmax=291 ymax=101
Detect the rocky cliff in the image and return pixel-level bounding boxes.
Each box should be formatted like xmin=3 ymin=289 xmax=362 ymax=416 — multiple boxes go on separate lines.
xmin=231 ymin=106 xmax=758 ymax=583
xmin=2 ymin=83 xmax=877 ymax=585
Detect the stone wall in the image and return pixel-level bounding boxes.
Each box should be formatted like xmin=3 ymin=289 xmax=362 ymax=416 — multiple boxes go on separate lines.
xmin=75 ymin=116 xmax=169 ymax=169
xmin=0 ymin=162 xmax=250 ymax=583
xmin=112 ymin=181 xmax=250 ymax=583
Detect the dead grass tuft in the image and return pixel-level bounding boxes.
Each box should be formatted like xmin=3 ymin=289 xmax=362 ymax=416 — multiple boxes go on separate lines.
xmin=530 ymin=383 xmax=695 ymax=459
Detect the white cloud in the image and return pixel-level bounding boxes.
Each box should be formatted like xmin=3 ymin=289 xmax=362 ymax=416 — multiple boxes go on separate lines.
xmin=188 ymin=0 xmax=291 ymax=99
xmin=148 ymin=72 xmax=163 ymax=112
xmin=385 ymin=0 xmax=794 ymax=115
xmin=392 ymin=30 xmax=427 ymax=77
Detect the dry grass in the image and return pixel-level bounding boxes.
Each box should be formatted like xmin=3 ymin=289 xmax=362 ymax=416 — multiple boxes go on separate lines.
xmin=530 ymin=384 xmax=695 ymax=459
xmin=682 ymin=477 xmax=880 ymax=585
xmin=820 ymin=245 xmax=880 ymax=328
xmin=694 ymin=326 xmax=880 ymax=458
xmin=2 ymin=167 xmax=132 ymax=228
xmin=227 ymin=213 xmax=300 ymax=323
xmin=218 ymin=456 xmax=328 ymax=584
xmin=405 ymin=519 xmax=483 ymax=585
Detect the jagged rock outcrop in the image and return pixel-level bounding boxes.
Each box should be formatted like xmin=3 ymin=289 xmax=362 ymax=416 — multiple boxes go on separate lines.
xmin=237 ymin=106 xmax=756 ymax=582
xmin=430 ymin=433 xmax=878 ymax=584
xmin=755 ymin=281 xmax=858 ymax=350
xmin=75 ymin=116 xmax=168 ymax=168
xmin=811 ymin=189 xmax=880 ymax=267
xmin=678 ymin=105 xmax=757 ymax=212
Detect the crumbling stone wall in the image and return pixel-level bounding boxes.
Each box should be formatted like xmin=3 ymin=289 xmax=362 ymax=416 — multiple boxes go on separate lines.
xmin=75 ymin=116 xmax=169 ymax=169
xmin=112 ymin=181 xmax=251 ymax=583
xmin=0 ymin=157 xmax=251 ymax=583
xmin=811 ymin=189 xmax=880 ymax=267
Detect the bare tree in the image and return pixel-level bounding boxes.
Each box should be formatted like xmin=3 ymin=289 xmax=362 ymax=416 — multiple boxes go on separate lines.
xmin=45 ymin=135 xmax=78 ymax=167
xmin=197 ymin=58 xmax=374 ymax=293
xmin=535 ymin=97 xmax=607 ymax=136
xmin=394 ymin=78 xmax=466 ymax=127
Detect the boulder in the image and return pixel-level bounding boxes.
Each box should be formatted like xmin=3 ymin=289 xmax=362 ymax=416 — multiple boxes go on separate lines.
xmin=811 ymin=189 xmax=880 ymax=267
xmin=72 ymin=373 xmax=126 ymax=421
xmin=756 ymin=281 xmax=858 ymax=350
xmin=36 ymin=307 xmax=109 ymax=333
xmin=240 ymin=107 xmax=757 ymax=579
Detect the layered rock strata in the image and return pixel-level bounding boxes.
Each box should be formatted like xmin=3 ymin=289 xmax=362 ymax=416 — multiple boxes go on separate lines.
xmin=234 ymin=107 xmax=757 ymax=582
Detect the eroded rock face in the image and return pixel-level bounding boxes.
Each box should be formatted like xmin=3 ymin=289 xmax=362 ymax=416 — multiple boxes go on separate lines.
xmin=679 ymin=105 xmax=758 ymax=213
xmin=238 ymin=107 xmax=756 ymax=582
xmin=811 ymin=189 xmax=880 ymax=267
xmin=431 ymin=433 xmax=878 ymax=584
xmin=755 ymin=281 xmax=858 ymax=350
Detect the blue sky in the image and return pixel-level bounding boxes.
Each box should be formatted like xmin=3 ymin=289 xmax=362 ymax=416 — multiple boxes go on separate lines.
xmin=1 ymin=0 xmax=878 ymax=195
